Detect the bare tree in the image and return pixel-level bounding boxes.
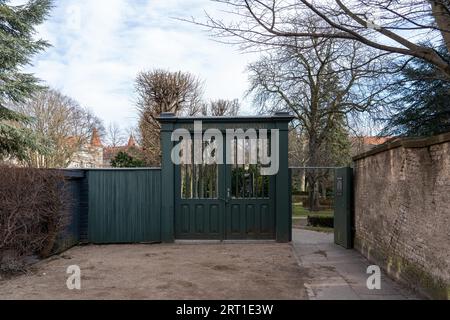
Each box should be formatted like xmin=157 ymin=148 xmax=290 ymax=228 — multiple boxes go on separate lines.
xmin=136 ymin=69 xmax=204 ymax=165
xmin=202 ymin=99 xmax=241 ymax=116
xmin=106 ymin=122 xmax=126 ymax=147
xmin=14 ymin=89 xmax=105 ymax=168
xmin=250 ymin=39 xmax=384 ymax=160
xmin=248 ymin=28 xmax=384 ymax=209
xmin=193 ymin=0 xmax=450 ymax=78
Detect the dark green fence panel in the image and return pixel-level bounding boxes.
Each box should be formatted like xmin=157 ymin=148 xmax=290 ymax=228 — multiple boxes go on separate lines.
xmin=88 ymin=169 xmax=161 ymax=244
xmin=54 ymin=170 xmax=87 ymax=253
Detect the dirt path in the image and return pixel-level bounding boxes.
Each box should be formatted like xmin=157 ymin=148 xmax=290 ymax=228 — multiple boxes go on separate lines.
xmin=0 ymin=243 xmax=307 ymax=300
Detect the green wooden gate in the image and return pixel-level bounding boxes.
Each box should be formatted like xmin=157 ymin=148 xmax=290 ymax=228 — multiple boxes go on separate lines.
xmin=160 ymin=113 xmax=294 ymax=242
xmin=334 ymin=167 xmax=353 ymax=249
xmin=88 ymin=169 xmax=162 ymax=244
xmin=174 ymin=142 xmax=276 ymax=240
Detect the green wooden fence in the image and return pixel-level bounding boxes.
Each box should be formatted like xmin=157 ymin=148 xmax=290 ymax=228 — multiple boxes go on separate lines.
xmin=87 ymin=169 xmax=162 ymax=244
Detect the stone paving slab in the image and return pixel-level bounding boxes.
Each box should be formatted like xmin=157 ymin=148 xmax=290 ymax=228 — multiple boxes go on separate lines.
xmin=292 ymin=229 xmax=423 ymax=300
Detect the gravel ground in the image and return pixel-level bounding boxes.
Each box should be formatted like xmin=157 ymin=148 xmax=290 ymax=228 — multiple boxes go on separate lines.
xmin=0 ymin=243 xmax=307 ymax=300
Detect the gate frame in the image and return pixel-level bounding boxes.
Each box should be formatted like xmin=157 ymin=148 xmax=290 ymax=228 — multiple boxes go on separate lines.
xmin=159 ymin=112 xmax=294 ymax=243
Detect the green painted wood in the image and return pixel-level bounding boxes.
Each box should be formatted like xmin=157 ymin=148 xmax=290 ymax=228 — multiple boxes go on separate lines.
xmin=55 ymin=171 xmax=86 ymax=253
xmin=88 ymin=169 xmax=161 ymax=244
xmin=225 ymin=200 xmax=275 ymax=240
xmin=160 ymin=113 xmax=294 ymax=241
xmin=288 ymin=168 xmax=293 ymax=242
xmin=224 ymin=163 xmax=275 ymax=240
xmin=334 ymin=167 xmax=354 ymax=249
xmin=174 ymin=162 xmax=225 ymax=240
xmin=275 ymin=120 xmax=291 ymax=243
xmin=175 ymin=200 xmax=225 ymax=240
xmin=161 ymin=121 xmax=176 ymax=243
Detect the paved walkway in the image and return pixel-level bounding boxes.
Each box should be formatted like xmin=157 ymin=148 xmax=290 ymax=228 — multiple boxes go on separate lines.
xmin=291 ymin=229 xmax=422 ymax=300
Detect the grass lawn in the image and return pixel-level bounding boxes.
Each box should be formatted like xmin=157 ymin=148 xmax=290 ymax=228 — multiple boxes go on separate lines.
xmin=292 ymin=203 xmax=334 ymax=218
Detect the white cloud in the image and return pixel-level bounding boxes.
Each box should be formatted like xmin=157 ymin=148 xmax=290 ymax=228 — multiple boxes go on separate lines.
xmin=23 ymin=0 xmax=258 ymax=129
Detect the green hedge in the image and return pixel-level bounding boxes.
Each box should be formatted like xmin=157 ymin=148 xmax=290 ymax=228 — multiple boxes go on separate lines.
xmin=307 ymin=216 xmax=334 ymax=228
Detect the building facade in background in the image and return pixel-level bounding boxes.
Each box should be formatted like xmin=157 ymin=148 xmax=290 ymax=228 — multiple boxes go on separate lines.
xmin=68 ymin=130 xmax=142 ymax=169
xmin=67 ymin=129 xmax=104 ymax=169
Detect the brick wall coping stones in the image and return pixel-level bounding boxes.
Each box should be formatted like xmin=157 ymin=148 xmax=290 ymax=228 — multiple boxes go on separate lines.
xmin=353 ymin=132 xmax=450 ymax=161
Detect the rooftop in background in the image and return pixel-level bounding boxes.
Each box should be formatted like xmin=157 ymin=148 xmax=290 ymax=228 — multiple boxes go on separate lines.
xmin=127 ymin=135 xmax=137 ymax=148
xmin=90 ymin=128 xmax=103 ymax=148
xmin=351 ymin=136 xmax=394 ymax=156
xmin=103 ymin=135 xmax=143 ymax=165
xmin=357 ymin=137 xmax=392 ymax=146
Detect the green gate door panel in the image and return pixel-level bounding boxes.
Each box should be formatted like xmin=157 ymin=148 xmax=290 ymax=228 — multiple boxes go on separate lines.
xmin=224 ymin=165 xmax=275 ymax=240
xmin=175 ymin=201 xmax=224 ymax=239
xmin=174 ymin=163 xmax=225 ymax=240
xmin=334 ymin=167 xmax=353 ymax=249
xmin=88 ymin=169 xmax=161 ymax=244
xmin=225 ymin=202 xmax=275 ymax=239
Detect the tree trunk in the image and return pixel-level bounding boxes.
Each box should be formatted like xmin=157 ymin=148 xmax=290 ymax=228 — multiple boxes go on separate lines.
xmin=307 ymin=133 xmax=321 ymax=211
xmin=299 ymin=170 xmax=306 ymax=192
xmin=430 ymin=1 xmax=450 ymax=53
xmin=321 ymin=181 xmax=327 ymax=198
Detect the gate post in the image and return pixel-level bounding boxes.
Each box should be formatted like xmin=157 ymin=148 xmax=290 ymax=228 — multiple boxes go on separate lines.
xmin=334 ymin=167 xmax=354 ymax=249
xmin=274 ymin=112 xmax=293 ymax=243
xmin=160 ymin=113 xmax=176 ymax=243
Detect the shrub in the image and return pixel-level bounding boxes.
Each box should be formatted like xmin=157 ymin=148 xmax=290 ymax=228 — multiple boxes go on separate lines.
xmin=292 ymin=195 xmax=308 ymax=204
xmin=0 ymin=166 xmax=70 ymax=274
xmin=111 ymin=151 xmax=146 ymax=168
xmin=307 ymin=216 xmax=334 ymax=228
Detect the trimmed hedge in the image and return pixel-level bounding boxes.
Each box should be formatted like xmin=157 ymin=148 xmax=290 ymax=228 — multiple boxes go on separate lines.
xmin=302 ymin=197 xmax=333 ymax=208
xmin=292 ymin=195 xmax=308 ymax=204
xmin=307 ymin=216 xmax=334 ymax=228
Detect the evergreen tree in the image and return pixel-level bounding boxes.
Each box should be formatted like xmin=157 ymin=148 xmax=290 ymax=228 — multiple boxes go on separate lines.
xmin=111 ymin=152 xmax=146 ymax=168
xmin=383 ymin=43 xmax=450 ymax=137
xmin=320 ymin=115 xmax=352 ymax=167
xmin=0 ymin=0 xmax=52 ymax=160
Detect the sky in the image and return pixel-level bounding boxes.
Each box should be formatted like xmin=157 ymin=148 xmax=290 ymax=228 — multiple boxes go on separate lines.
xmin=15 ymin=0 xmax=258 ymax=130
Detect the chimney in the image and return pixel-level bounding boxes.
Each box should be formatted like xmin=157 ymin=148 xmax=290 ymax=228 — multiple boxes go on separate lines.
xmin=90 ymin=128 xmax=103 ymax=147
